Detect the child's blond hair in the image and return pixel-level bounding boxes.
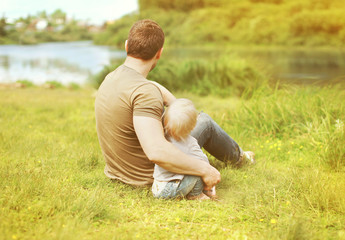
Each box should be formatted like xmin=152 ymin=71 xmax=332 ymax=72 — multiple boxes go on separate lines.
xmin=163 ymin=98 xmax=198 ymax=141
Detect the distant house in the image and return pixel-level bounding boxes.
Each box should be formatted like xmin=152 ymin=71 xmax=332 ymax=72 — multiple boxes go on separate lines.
xmin=36 ymin=19 xmax=48 ymax=31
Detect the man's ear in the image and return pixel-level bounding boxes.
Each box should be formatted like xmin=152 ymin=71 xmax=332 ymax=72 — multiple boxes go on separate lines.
xmin=156 ymin=48 xmax=164 ymax=59
xmin=125 ymin=40 xmax=128 ymax=52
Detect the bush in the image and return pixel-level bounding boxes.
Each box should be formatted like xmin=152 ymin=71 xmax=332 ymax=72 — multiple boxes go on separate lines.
xmin=16 ymin=80 xmax=35 ymax=88
xmin=44 ymin=81 xmax=64 ymax=89
xmin=92 ymin=56 xmax=268 ymax=98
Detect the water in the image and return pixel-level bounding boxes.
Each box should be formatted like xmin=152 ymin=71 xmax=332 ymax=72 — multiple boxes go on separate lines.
xmin=0 ymin=41 xmax=126 ymax=85
xmin=231 ymin=48 xmax=345 ymax=84
xmin=1 ymin=41 xmax=345 ymax=85
xmin=166 ymin=47 xmax=345 ymax=84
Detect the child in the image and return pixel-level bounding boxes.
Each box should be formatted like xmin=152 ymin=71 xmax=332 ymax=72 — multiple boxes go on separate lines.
xmin=152 ymin=98 xmax=216 ymax=200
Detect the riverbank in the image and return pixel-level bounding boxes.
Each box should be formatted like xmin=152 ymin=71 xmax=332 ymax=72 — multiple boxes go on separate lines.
xmin=2 ymin=41 xmax=345 ymax=88
xmin=1 ymin=85 xmax=344 ymax=239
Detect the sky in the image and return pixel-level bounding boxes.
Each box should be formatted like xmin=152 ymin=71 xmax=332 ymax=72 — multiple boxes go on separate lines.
xmin=0 ymin=0 xmax=139 ymax=25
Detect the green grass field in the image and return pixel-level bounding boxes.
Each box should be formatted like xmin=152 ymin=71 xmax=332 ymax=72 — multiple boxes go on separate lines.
xmin=1 ymin=85 xmax=344 ymax=239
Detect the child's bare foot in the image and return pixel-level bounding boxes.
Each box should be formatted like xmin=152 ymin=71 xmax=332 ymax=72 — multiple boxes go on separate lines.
xmin=203 ymin=186 xmax=217 ymax=198
xmin=186 ymin=192 xmax=210 ymax=200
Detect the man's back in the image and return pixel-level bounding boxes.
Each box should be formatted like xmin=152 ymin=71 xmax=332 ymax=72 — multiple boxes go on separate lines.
xmin=95 ymin=65 xmax=164 ymax=186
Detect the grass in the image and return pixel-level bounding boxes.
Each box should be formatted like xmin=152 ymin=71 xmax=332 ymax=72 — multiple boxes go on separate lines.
xmin=92 ymin=56 xmax=267 ymax=98
xmin=0 ymin=85 xmax=345 ymax=240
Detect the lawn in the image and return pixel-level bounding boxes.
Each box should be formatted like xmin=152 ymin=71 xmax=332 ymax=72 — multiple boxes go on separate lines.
xmin=0 ymin=86 xmax=344 ymax=240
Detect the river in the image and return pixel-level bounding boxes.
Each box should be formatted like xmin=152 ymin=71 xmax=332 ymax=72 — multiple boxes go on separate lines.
xmin=0 ymin=41 xmax=344 ymax=85
xmin=0 ymin=41 xmax=126 ymax=85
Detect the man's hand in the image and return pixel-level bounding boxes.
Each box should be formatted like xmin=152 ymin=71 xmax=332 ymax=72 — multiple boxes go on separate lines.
xmin=133 ymin=116 xmax=218 ymax=178
xmin=202 ymin=165 xmax=221 ymax=190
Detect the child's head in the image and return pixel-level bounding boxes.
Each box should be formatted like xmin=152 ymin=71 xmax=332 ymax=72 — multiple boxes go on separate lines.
xmin=163 ymin=98 xmax=198 ymax=141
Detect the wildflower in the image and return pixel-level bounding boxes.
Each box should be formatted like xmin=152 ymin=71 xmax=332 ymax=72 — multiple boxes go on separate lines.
xmin=12 ymin=235 xmax=17 ymax=240
xmin=266 ymin=140 xmax=269 ymax=143
xmin=287 ymin=151 xmax=291 ymax=154
xmin=286 ymin=201 xmax=291 ymax=206
xmin=290 ymin=141 xmax=295 ymax=145
xmin=259 ymin=219 xmax=264 ymax=222
xmin=175 ymin=217 xmax=180 ymax=222
xmin=299 ymin=146 xmax=303 ymax=149
xmin=260 ymin=145 xmax=264 ymax=149
xmin=278 ymin=148 xmax=281 ymax=151
xmin=274 ymin=143 xmax=277 ymax=147
xmin=244 ymin=175 xmax=247 ymax=179
xmin=335 ymin=119 xmax=344 ymax=131
xmin=270 ymin=219 xmax=277 ymax=224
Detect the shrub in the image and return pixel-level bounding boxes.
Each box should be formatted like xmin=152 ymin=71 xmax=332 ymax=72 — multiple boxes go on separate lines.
xmin=92 ymin=56 xmax=268 ymax=98
xmin=16 ymin=80 xmax=35 ymax=88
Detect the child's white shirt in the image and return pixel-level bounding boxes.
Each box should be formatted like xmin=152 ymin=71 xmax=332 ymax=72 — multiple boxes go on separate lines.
xmin=152 ymin=135 xmax=208 ymax=196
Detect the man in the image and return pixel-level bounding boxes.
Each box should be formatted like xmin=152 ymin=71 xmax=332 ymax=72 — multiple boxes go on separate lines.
xmin=95 ymin=19 xmax=254 ymax=191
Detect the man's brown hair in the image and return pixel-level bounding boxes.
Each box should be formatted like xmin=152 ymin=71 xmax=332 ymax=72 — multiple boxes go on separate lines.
xmin=127 ymin=19 xmax=165 ymax=60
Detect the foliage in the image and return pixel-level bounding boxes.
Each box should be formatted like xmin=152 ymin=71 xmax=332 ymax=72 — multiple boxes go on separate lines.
xmin=92 ymin=55 xmax=267 ymax=97
xmin=96 ymin=0 xmax=345 ymax=47
xmin=16 ymin=79 xmax=35 ymax=87
xmin=0 ymin=10 xmax=92 ymax=45
xmin=67 ymin=82 xmax=81 ymax=90
xmin=44 ymin=80 xmax=64 ymax=88
xmin=0 ymin=17 xmax=6 ymax=37
xmin=1 ymin=86 xmax=344 ymax=239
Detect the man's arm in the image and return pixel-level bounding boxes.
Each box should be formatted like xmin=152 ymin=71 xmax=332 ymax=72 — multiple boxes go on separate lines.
xmin=150 ymin=81 xmax=176 ymax=106
xmin=133 ymin=115 xmax=221 ymax=189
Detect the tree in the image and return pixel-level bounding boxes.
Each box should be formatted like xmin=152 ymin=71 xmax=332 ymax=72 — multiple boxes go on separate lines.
xmin=51 ymin=9 xmax=66 ymax=24
xmin=0 ymin=17 xmax=6 ymax=37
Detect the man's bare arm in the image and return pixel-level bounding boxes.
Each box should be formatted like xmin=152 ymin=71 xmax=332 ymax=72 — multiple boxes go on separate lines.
xmin=133 ymin=115 xmax=221 ymax=189
xmin=150 ymin=81 xmax=176 ymax=106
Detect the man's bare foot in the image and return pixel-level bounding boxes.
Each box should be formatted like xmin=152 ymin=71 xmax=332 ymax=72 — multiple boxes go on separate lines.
xmin=235 ymin=151 xmax=256 ymax=168
xmin=186 ymin=193 xmax=210 ymax=200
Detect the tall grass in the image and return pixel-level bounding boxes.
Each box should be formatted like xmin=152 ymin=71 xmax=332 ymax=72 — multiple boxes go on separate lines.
xmin=92 ymin=56 xmax=267 ymax=97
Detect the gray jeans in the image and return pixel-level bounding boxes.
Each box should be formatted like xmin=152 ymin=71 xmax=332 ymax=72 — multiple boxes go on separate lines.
xmin=191 ymin=112 xmax=243 ymax=164
xmin=156 ymin=175 xmax=204 ymax=199
xmin=156 ymin=112 xmax=242 ymax=199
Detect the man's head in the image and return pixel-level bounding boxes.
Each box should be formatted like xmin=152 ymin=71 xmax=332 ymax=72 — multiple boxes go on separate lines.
xmin=126 ymin=19 xmax=165 ymax=61
xmin=163 ymin=98 xmax=198 ymax=142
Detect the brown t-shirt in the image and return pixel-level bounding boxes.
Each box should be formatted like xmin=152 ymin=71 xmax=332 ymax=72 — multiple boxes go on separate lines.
xmin=95 ymin=65 xmax=164 ymax=186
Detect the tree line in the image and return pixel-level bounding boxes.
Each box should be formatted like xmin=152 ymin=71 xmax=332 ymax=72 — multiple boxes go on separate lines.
xmin=94 ymin=0 xmax=345 ymax=47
